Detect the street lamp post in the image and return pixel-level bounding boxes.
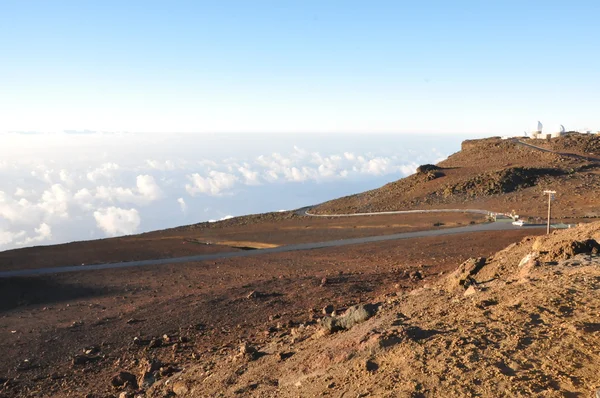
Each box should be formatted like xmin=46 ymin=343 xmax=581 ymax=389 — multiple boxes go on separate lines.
xmin=544 ymin=190 xmax=556 ymax=234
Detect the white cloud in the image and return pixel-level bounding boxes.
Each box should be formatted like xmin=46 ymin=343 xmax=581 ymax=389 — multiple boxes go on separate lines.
xmin=73 ymin=188 xmax=94 ymax=210
xmin=93 ymin=207 xmax=140 ymax=237
xmin=399 ymin=162 xmax=419 ymax=176
xmin=0 ymin=228 xmax=26 ymax=246
xmin=14 ymin=187 xmax=36 ymax=198
xmin=87 ymin=163 xmax=120 ymax=182
xmin=20 ymin=223 xmax=52 ymax=245
xmin=185 ymin=171 xmax=238 ymax=196
xmin=360 ymin=158 xmax=391 ymax=175
xmin=177 ymin=197 xmax=187 ymax=212
xmin=136 ymin=175 xmax=162 ymax=201
xmin=59 ymin=169 xmax=74 ymax=185
xmin=238 ymin=166 xmax=261 ymax=185
xmin=95 ymin=175 xmax=162 ymax=205
xmin=38 ymin=184 xmax=71 ymax=218
xmin=146 ymin=159 xmax=176 ymax=171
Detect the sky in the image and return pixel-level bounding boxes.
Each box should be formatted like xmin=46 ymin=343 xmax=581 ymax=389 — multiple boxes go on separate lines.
xmin=1 ymin=1 xmax=599 ymax=250
xmin=1 ymin=0 xmax=599 ymax=134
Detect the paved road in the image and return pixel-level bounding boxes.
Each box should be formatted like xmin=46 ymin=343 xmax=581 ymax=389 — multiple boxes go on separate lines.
xmin=0 ymin=221 xmax=541 ymax=278
xmin=513 ymin=139 xmax=600 ymax=163
xmin=303 ymin=208 xmax=492 ymax=217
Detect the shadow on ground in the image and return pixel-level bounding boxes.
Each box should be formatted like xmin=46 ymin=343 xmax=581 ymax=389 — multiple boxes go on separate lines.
xmin=0 ymin=277 xmax=112 ymax=313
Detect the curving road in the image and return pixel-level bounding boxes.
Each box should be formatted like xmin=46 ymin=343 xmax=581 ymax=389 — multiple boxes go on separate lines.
xmin=302 ymin=208 xmax=493 ymax=217
xmin=513 ymin=138 xmax=600 ymax=163
xmin=0 ymin=217 xmax=540 ymax=278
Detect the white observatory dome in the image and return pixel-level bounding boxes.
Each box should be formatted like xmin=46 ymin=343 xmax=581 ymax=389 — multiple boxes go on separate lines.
xmin=529 ymin=120 xmax=543 ymax=138
xmin=531 ymin=121 xmax=543 ymax=132
xmin=551 ymin=124 xmax=566 ymax=138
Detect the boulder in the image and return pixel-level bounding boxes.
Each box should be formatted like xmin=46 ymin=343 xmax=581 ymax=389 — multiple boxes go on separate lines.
xmin=416 ymin=164 xmax=441 ymax=174
xmin=320 ymin=303 xmax=379 ymax=333
xmin=322 ymin=305 xmax=335 ymax=315
xmin=111 ymin=371 xmax=138 ymax=389
xmin=172 ymin=380 xmax=189 ymax=395
xmin=445 ymin=257 xmax=486 ymax=291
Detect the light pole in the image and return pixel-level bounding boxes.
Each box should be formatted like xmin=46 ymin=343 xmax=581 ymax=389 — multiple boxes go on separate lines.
xmin=543 ymin=190 xmax=556 ymax=234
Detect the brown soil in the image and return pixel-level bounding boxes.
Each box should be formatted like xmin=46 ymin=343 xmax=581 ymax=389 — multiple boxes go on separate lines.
xmin=0 ymin=212 xmax=483 ymax=272
xmin=313 ymin=134 xmax=600 ymax=219
xmin=0 ymin=228 xmax=538 ymax=397
xmin=49 ymin=221 xmax=597 ymax=398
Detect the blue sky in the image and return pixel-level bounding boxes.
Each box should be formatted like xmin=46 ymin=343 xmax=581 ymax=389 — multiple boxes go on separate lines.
xmin=1 ymin=0 xmax=599 ymax=134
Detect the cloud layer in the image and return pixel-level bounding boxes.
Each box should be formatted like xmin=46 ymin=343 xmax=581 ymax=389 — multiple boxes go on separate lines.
xmin=0 ymin=132 xmax=453 ymax=251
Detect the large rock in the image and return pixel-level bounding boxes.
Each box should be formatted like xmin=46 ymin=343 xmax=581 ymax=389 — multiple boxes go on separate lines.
xmin=172 ymin=380 xmax=189 ymax=395
xmin=544 ymin=239 xmax=600 ymax=261
xmin=111 ymin=371 xmax=138 ymax=389
xmin=320 ymin=303 xmax=378 ymax=333
xmin=445 ymin=257 xmax=486 ymax=291
xmin=416 ymin=164 xmax=441 ymax=174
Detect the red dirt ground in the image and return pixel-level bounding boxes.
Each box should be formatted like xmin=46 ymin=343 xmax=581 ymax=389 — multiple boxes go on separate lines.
xmin=0 ymin=228 xmax=542 ymax=397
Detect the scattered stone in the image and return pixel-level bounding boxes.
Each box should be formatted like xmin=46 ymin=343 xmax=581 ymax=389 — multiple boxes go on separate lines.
xmin=138 ymin=371 xmax=156 ymax=390
xmin=518 ymin=252 xmax=539 ymax=268
xmin=118 ymin=392 xmax=134 ymax=398
xmin=148 ymin=338 xmax=162 ymax=349
xmin=172 ymin=380 xmax=189 ymax=395
xmin=16 ymin=359 xmax=37 ymax=372
xmin=160 ymin=365 xmax=178 ymax=377
xmin=409 ymin=270 xmax=424 ymax=280
xmin=137 ymin=359 xmax=163 ymax=389
xmin=321 ymin=303 xmax=379 ymax=333
xmin=365 ymin=359 xmax=379 ymax=372
xmin=140 ymin=358 xmax=163 ymax=373
xmin=445 ymin=257 xmax=487 ymax=291
xmin=126 ymin=318 xmax=142 ymax=324
xmin=239 ymin=342 xmax=256 ymax=356
xmin=247 ymin=291 xmax=262 ymax=299
xmin=72 ymin=354 xmax=99 ymax=367
xmin=111 ymin=371 xmax=138 ymax=389
xmin=278 ymin=352 xmax=294 ymax=361
xmin=463 ymin=285 xmax=477 ymax=297
xmin=320 ymin=277 xmax=329 ymax=287
xmin=69 ymin=320 xmax=84 ymax=329
xmin=133 ymin=337 xmax=149 ymax=346
xmin=83 ymin=345 xmax=100 ymax=355
xmin=327 ymin=382 xmax=335 ymax=389
xmin=322 ymin=305 xmax=335 ymax=315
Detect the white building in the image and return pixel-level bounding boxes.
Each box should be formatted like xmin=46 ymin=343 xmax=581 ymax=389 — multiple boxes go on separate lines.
xmin=529 ymin=121 xmax=570 ymax=139
xmin=551 ymin=124 xmax=566 ymax=138
xmin=530 ymin=121 xmax=543 ymax=138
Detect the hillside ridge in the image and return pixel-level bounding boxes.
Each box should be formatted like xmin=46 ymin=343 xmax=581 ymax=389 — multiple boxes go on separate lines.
xmin=313 ymin=134 xmax=600 ymax=219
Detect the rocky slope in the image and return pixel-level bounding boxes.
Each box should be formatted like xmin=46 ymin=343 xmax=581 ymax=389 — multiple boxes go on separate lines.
xmin=141 ymin=222 xmax=600 ymax=397
xmin=313 ymin=134 xmax=600 ymax=219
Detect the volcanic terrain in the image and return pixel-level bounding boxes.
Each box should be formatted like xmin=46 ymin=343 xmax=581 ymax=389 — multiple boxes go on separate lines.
xmin=2 ymin=134 xmax=600 ymax=397
xmin=314 ymin=134 xmax=600 ymax=220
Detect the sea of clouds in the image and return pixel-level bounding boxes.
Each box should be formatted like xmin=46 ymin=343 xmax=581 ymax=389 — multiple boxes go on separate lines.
xmin=0 ymin=132 xmax=469 ymax=251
